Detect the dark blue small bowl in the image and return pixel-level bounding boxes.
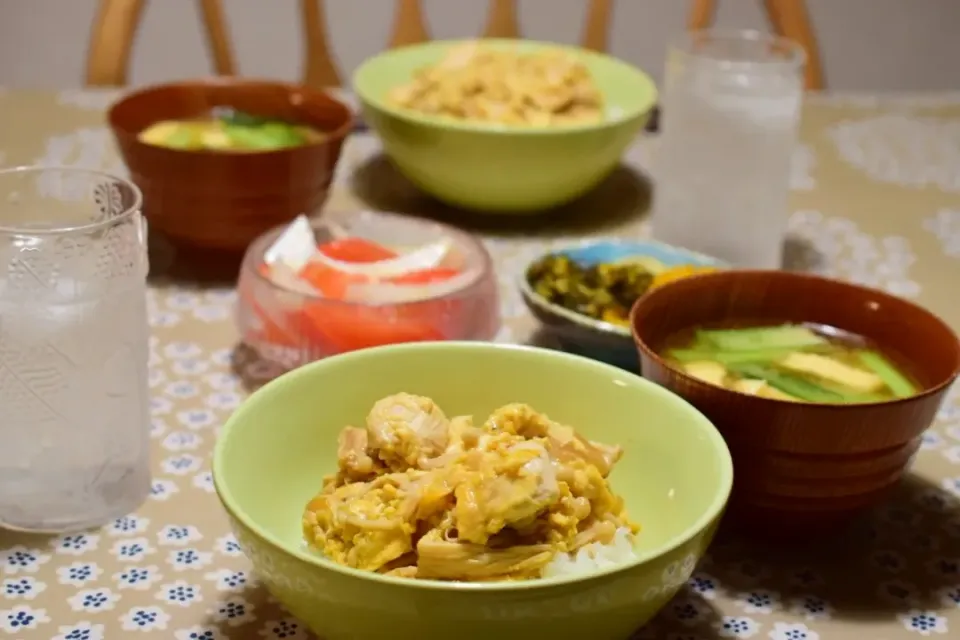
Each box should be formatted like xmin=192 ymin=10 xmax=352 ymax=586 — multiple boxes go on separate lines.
xmin=519 ymin=239 xmax=725 ymax=371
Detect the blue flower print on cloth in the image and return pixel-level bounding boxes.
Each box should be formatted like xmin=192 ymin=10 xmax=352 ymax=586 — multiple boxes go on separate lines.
xmin=120 ymin=605 xmax=171 ymax=631
xmin=668 ymin=595 xmax=712 ymax=627
xmin=171 ymin=356 xmax=212 ymax=377
xmin=214 ymin=534 xmax=243 ymax=557
xmin=210 ymin=596 xmax=256 ymax=627
xmin=111 ymin=538 xmax=156 ymax=562
xmin=688 ymin=573 xmax=719 ymax=600
xmin=258 ymin=617 xmax=312 ymax=639
xmin=54 ymin=533 xmax=101 ymax=556
xmin=715 ymin=616 xmax=761 ymax=638
xmin=204 ymin=390 xmax=243 ymax=411
xmin=2 ymin=576 xmax=46 ymax=600
xmin=56 ymin=562 xmax=103 ymax=587
xmin=162 ymin=431 xmax=204 ymax=452
xmin=67 ymin=588 xmax=122 ymax=612
xmin=788 ymin=595 xmax=834 ymax=621
xmin=204 ymin=371 xmax=240 ymax=392
xmin=0 ymin=605 xmax=50 ymax=634
xmin=1 ymin=545 xmax=51 ymax=574
xmin=176 ymin=408 xmax=218 ymax=430
xmin=164 ymin=380 xmax=200 ymax=400
xmin=174 ymin=626 xmax=223 ymax=640
xmin=939 ymin=585 xmax=960 ymax=608
xmin=158 ymin=524 xmax=204 ymax=547
xmin=205 ymin=568 xmax=250 ymax=593
xmin=113 ymin=565 xmax=164 ymax=591
xmin=769 ymin=622 xmax=820 ymax=640
xmin=150 ymin=395 xmax=174 ymax=416
xmin=167 ymin=548 xmax=214 ymax=572
xmin=150 ymin=417 xmax=168 ymax=438
xmin=898 ymin=610 xmax=949 ymax=635
xmin=164 ymin=340 xmax=203 ymax=359
xmin=108 ymin=515 xmax=150 ymax=536
xmin=735 ymin=590 xmax=780 ymax=615
xmin=192 ymin=471 xmax=217 ymax=493
xmin=52 ymin=621 xmax=106 ymax=640
xmin=161 ymin=453 xmax=204 ymax=476
xmin=156 ymin=580 xmax=203 ymax=607
xmin=149 ymin=479 xmax=181 ymax=501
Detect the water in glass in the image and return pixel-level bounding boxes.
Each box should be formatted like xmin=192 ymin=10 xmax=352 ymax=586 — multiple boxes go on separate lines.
xmin=651 ymin=30 xmax=806 ymax=269
xmin=0 ymin=167 xmax=150 ymax=532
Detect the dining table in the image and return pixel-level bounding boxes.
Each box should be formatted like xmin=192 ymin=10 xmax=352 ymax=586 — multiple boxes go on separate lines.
xmin=1 ymin=87 xmax=960 ymax=640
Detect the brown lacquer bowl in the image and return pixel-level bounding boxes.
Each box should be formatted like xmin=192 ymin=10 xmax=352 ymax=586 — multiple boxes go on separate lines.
xmin=108 ymin=78 xmax=353 ymax=251
xmin=630 ymin=270 xmax=960 ymax=537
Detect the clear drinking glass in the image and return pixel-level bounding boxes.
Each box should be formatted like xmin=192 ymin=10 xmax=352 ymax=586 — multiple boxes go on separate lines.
xmin=650 ymin=30 xmax=806 ymax=269
xmin=0 ymin=166 xmax=150 ymax=533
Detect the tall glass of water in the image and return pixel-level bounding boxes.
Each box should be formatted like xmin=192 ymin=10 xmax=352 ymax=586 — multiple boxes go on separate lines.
xmin=0 ymin=166 xmax=150 ymax=533
xmin=651 ymin=30 xmax=805 ymax=269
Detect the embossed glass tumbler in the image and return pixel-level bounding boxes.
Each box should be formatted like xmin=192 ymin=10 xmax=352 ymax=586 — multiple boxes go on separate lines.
xmin=0 ymin=166 xmax=150 ymax=533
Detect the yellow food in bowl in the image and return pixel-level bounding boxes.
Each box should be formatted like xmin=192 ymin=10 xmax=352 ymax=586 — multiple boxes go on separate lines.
xmin=649 ymin=264 xmax=719 ymax=291
xmin=302 ymin=393 xmax=638 ymax=581
xmin=387 ymin=42 xmax=604 ymax=126
xmin=138 ymin=110 xmax=327 ymax=152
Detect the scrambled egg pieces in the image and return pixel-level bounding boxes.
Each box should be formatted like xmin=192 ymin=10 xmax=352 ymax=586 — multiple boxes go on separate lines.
xmin=302 ymin=394 xmax=638 ymax=581
xmin=388 ymin=43 xmax=604 ymax=126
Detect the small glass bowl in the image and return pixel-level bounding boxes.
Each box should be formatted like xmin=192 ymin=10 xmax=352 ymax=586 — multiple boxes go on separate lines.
xmin=237 ymin=210 xmax=500 ymax=371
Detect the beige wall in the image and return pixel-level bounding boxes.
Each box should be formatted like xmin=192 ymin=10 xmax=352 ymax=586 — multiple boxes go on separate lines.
xmin=0 ymin=0 xmax=958 ymax=91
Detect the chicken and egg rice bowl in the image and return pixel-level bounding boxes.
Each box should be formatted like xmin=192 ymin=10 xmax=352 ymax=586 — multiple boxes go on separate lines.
xmin=302 ymin=393 xmax=640 ymax=581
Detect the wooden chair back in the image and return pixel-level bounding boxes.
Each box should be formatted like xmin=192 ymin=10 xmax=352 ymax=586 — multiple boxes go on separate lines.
xmin=85 ymin=0 xmax=822 ymax=90
xmin=85 ymin=0 xmax=236 ymax=86
xmin=688 ymin=0 xmax=824 ymax=90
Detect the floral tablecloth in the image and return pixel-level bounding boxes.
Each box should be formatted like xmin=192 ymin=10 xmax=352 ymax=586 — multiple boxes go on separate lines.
xmin=1 ymin=89 xmax=960 ymax=640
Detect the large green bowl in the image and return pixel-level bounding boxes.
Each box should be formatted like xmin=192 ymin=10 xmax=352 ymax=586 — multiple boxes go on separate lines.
xmin=213 ymin=342 xmax=732 ymax=640
xmin=352 ymin=39 xmax=658 ymax=213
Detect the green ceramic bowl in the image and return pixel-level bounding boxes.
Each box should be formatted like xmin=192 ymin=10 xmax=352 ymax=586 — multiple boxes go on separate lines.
xmin=213 ymin=342 xmax=732 ymax=640
xmin=352 ymin=39 xmax=658 ymax=213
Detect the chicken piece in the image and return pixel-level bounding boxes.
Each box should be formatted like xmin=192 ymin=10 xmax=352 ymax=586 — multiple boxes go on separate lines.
xmin=556 ymin=458 xmax=629 ymax=526
xmin=485 ymin=403 xmax=623 ymax=476
xmin=539 ymin=484 xmax=593 ymax=549
xmin=366 ymin=393 xmax=450 ymax=470
xmin=402 ymin=469 xmax=458 ymax=526
xmin=303 ymin=473 xmax=420 ymax=572
xmin=484 ymin=402 xmax=553 ymax=437
xmin=336 ymin=426 xmax=381 ymax=482
xmin=416 ymin=528 xmax=555 ymax=580
xmin=454 ymin=438 xmax=560 ymax=545
xmin=419 ymin=415 xmax=482 ymax=470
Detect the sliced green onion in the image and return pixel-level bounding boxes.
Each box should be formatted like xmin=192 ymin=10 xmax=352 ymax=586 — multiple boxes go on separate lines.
xmin=857 ymin=350 xmax=918 ymax=398
xmin=696 ymin=325 xmax=827 ymax=352
xmin=727 ymin=363 xmax=845 ymax=403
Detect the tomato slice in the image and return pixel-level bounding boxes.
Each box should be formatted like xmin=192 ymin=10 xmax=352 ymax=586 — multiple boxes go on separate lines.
xmin=297 ymin=238 xmax=401 ymax=299
xmin=250 ymin=236 xmax=467 ymax=356
xmin=297 ymin=261 xmax=364 ymax=299
xmin=301 ymin=302 xmax=446 ymax=352
xmin=388 ymin=267 xmax=462 ymax=285
xmin=318 ymin=238 xmax=397 ymax=263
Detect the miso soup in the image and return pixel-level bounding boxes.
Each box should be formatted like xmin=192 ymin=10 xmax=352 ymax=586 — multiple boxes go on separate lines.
xmin=138 ymin=108 xmax=327 ymax=152
xmin=661 ymin=322 xmax=920 ymax=404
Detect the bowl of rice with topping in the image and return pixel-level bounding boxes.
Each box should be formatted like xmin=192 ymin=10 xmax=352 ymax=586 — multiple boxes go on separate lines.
xmin=213 ymin=342 xmax=732 ymax=640
xmin=353 ymin=39 xmax=657 ymax=213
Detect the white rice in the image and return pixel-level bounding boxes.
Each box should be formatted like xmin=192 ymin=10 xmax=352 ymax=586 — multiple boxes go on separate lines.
xmin=540 ymin=527 xmax=638 ymax=578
